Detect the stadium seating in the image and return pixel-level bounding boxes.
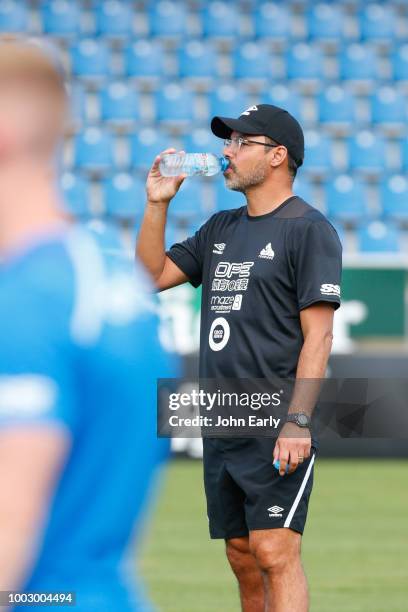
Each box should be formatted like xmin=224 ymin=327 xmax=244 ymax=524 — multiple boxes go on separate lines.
xmin=149 ymin=1 xmax=188 ymax=38
xmin=339 ymin=44 xmax=379 ymax=84
xmin=302 ymin=131 xmax=334 ymax=175
xmin=0 ymin=0 xmax=27 ymax=32
xmin=286 ymin=44 xmax=324 ymax=82
xmin=347 ymin=131 xmax=386 ymax=174
xmin=253 ymin=3 xmax=291 ymax=41
xmin=74 ymin=128 xmax=114 ymax=173
xmin=125 ymin=41 xmax=166 ymax=80
xmin=359 ymin=3 xmax=396 ymax=42
xmin=103 ymin=173 xmax=145 ymax=221
xmin=208 ymin=86 xmax=249 ymax=119
xmin=318 ymin=86 xmax=357 ymax=128
xmin=155 ymin=84 xmax=195 ymax=124
xmin=233 ymin=43 xmax=276 ymax=81
xmin=380 ymin=175 xmax=408 ymax=222
xmin=325 ymin=175 xmax=370 ymax=223
xmin=201 ymin=2 xmax=240 ymax=39
xmin=357 ymin=221 xmax=401 ymax=252
xmin=2 ymin=0 xmax=407 ymax=254
xmin=42 ymin=1 xmax=81 ymax=37
xmin=100 ymin=82 xmax=140 ymax=124
xmin=61 ymin=172 xmax=92 ymax=217
xmin=214 ymin=180 xmax=246 ymax=212
xmin=306 ymin=3 xmax=345 ymax=41
xmin=178 ymin=41 xmax=218 ymax=81
xmin=71 ymin=39 xmax=111 ymax=79
xmin=130 ymin=129 xmax=175 ymax=171
xmin=95 ymin=1 xmax=133 ymax=38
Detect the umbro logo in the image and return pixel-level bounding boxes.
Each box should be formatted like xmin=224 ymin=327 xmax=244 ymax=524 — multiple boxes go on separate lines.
xmin=213 ymin=243 xmax=226 ymax=255
xmin=259 ymin=243 xmax=275 ymax=260
xmin=268 ymin=505 xmax=284 ymax=518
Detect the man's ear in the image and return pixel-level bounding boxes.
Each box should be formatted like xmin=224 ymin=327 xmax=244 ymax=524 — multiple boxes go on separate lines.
xmin=269 ymin=145 xmax=288 ymax=169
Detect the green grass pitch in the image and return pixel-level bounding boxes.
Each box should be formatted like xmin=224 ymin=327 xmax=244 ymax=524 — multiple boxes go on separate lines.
xmin=140 ymin=458 xmax=408 ymax=612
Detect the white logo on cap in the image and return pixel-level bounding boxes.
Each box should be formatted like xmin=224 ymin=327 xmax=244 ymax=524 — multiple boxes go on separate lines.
xmin=241 ymin=105 xmax=258 ymax=116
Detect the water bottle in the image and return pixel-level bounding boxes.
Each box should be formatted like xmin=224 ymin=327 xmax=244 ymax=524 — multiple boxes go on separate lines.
xmin=159 ymin=153 xmax=230 ymax=177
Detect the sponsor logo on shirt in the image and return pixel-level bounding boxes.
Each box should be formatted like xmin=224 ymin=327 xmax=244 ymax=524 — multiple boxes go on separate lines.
xmin=320 ymin=283 xmax=341 ymax=297
xmin=268 ymin=505 xmax=284 ymax=518
xmin=259 ymin=243 xmax=275 ymax=261
xmin=211 ymin=261 xmax=254 ymax=292
xmin=209 ymin=317 xmax=230 ymax=351
xmin=212 ymin=243 xmax=226 ymax=255
xmin=210 ymin=294 xmax=243 ymax=313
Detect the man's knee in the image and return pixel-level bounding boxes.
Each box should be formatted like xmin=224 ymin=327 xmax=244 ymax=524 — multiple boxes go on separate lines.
xmin=250 ymin=529 xmax=301 ymax=575
xmin=225 ymin=537 xmax=254 ymax=579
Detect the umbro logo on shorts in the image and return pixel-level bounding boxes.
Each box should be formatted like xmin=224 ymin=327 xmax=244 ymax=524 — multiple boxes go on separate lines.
xmin=259 ymin=243 xmax=275 ymax=261
xmin=213 ymin=243 xmax=226 ymax=255
xmin=268 ymin=505 xmax=284 ymax=518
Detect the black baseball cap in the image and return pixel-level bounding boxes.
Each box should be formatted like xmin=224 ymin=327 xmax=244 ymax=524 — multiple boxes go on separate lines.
xmin=211 ymin=104 xmax=304 ymax=168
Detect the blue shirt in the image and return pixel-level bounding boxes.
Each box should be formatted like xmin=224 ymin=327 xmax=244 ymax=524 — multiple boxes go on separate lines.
xmin=0 ymin=225 xmax=172 ymax=611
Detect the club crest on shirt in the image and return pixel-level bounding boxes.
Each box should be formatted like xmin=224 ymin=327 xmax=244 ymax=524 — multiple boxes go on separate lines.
xmin=258 ymin=243 xmax=275 ymax=261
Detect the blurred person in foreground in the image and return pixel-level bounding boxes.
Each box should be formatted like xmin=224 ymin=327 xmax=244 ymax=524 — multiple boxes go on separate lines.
xmin=0 ymin=37 xmax=171 ymax=611
xmin=137 ymin=105 xmax=342 ymax=611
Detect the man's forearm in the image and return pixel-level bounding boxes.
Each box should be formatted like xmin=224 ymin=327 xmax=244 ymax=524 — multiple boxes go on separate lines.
xmin=136 ymin=201 xmax=168 ymax=281
xmin=288 ymin=330 xmax=333 ymax=417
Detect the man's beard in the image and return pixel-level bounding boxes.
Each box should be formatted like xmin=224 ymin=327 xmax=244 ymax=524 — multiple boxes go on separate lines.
xmin=225 ymin=160 xmax=268 ymax=193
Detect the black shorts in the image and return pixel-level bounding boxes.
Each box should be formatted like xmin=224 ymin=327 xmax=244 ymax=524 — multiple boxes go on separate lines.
xmin=203 ymin=437 xmax=316 ymax=540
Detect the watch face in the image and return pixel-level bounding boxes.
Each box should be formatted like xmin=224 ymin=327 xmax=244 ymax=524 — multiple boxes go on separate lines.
xmin=297 ymin=414 xmax=309 ymax=426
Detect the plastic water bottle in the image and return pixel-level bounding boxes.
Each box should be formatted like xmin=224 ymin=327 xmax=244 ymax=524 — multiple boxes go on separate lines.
xmin=159 ymin=153 xmax=230 ymax=177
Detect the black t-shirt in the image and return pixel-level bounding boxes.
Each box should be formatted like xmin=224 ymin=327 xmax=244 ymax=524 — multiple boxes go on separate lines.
xmin=167 ymin=196 xmax=342 ymax=380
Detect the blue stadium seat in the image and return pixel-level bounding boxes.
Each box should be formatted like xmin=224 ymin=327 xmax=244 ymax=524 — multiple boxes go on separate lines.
xmin=370 ymin=87 xmax=407 ymax=126
xmin=164 ymin=223 xmax=178 ymax=251
xmin=307 ymin=3 xmax=344 ymax=41
xmin=293 ymin=177 xmax=314 ymax=204
xmin=214 ymin=180 xmax=246 ymax=212
xmin=261 ymin=85 xmax=303 ymax=123
xmin=71 ymin=39 xmax=110 ymax=79
xmin=42 ymin=0 xmax=80 ymax=36
xmin=359 ymin=3 xmax=395 ymax=42
xmin=392 ymin=44 xmax=408 ymax=82
xmin=168 ymin=180 xmax=206 ymax=222
xmin=0 ymin=0 xmax=27 ymax=32
xmin=318 ymin=86 xmax=357 ymax=127
xmin=201 ymin=2 xmax=240 ymax=39
xmin=61 ymin=172 xmax=91 ymax=217
xmin=325 ymin=175 xmax=369 ymax=223
xmin=380 ymin=175 xmax=408 ymax=221
xmin=130 ymin=128 xmax=175 ymax=171
xmin=233 ymin=43 xmax=275 ymax=81
xmin=178 ymin=40 xmax=218 ymax=80
xmin=103 ymin=173 xmax=145 ymax=220
xmin=68 ymin=82 xmax=87 ymax=126
xmin=399 ymin=137 xmax=408 ymax=171
xmin=357 ymin=221 xmax=401 ymax=252
xmin=339 ymin=44 xmax=379 ymax=82
xmin=74 ymin=128 xmax=114 ymax=173
xmin=100 ymin=82 xmax=140 ymax=124
xmin=182 ymin=129 xmax=221 ymax=154
xmin=95 ymin=1 xmax=133 ymax=38
xmin=348 ymin=131 xmax=386 ymax=174
xmin=286 ymin=44 xmax=324 ymax=81
xmin=149 ymin=1 xmax=188 ymax=38
xmin=254 ymin=3 xmax=291 ymax=41
xmin=209 ymin=86 xmax=249 ymax=119
xmin=124 ymin=40 xmax=165 ymax=80
xmin=303 ymin=130 xmax=333 ymax=175
xmin=155 ymin=84 xmax=195 ymax=123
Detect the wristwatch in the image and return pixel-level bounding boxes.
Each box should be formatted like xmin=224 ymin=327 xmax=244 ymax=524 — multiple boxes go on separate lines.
xmin=286 ymin=412 xmax=311 ymax=429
